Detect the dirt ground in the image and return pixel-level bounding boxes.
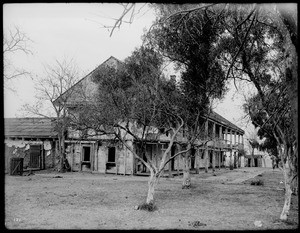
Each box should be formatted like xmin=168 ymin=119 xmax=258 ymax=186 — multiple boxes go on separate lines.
xmin=4 ymin=167 xmax=298 ymax=230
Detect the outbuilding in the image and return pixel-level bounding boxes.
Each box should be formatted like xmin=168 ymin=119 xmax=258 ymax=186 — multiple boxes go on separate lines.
xmin=4 ymin=118 xmax=58 ymax=174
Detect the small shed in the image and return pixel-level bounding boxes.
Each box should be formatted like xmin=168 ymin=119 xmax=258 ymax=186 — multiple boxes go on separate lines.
xmin=4 ymin=118 xmax=58 ymax=174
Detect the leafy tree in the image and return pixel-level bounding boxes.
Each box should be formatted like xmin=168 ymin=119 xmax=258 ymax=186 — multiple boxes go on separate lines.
xmin=147 ymin=3 xmax=297 ymax=219
xmin=145 ymin=4 xmax=229 ymax=187
xmin=243 ymin=73 xmax=297 ymax=219
xmin=104 ymin=2 xmax=298 ymax=218
xmin=74 ymin=46 xmax=191 ymax=206
xmin=199 ymin=4 xmax=298 ymax=220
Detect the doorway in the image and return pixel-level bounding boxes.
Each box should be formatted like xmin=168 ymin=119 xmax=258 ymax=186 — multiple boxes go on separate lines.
xmin=82 ymin=146 xmax=91 ymax=170
xmin=29 ymin=145 xmax=41 ymax=168
xmin=107 ymin=147 xmax=116 ymax=170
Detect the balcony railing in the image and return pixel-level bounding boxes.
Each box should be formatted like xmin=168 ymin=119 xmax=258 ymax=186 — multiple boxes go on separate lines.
xmin=205 ymin=139 xmax=244 ymax=150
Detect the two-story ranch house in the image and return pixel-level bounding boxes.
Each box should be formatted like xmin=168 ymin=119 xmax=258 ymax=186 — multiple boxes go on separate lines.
xmin=54 ymin=56 xmax=245 ymax=176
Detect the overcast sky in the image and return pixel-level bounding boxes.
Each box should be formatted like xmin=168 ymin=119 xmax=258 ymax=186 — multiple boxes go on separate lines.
xmin=3 ymin=3 xmax=255 ymax=146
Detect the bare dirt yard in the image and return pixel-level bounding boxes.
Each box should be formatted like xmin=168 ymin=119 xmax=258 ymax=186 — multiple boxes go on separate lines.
xmin=5 ymin=167 xmax=298 ymax=230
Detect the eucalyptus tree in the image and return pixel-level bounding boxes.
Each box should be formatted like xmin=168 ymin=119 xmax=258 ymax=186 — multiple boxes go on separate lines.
xmin=108 ymin=2 xmax=298 ymax=219
xmin=216 ymin=4 xmax=297 ymax=220
xmin=144 ymin=4 xmax=229 ymax=187
xmin=243 ymin=78 xmax=297 ymax=187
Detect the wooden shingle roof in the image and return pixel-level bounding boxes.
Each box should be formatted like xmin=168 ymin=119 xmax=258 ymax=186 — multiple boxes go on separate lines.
xmin=208 ymin=111 xmax=245 ymax=134
xmin=4 ymin=118 xmax=57 ymax=138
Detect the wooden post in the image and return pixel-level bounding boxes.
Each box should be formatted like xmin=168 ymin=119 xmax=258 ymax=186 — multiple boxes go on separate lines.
xmin=212 ymin=122 xmax=216 ymax=173
xmin=237 ymin=134 xmax=240 ymax=168
xmin=212 ymin=150 xmax=215 ymax=173
xmin=95 ymin=142 xmax=98 ymax=172
xmin=71 ymin=144 xmax=74 ymax=171
xmin=205 ymin=120 xmax=209 ymax=173
xmin=219 ymin=149 xmax=221 ymax=170
xmin=177 ymin=145 xmax=180 ymax=176
xmin=225 ymin=128 xmax=228 ymax=148
xmin=115 ymin=151 xmax=118 ymax=175
xmin=230 ymin=130 xmax=233 ymax=170
xmin=124 ymin=149 xmax=126 ymax=176
xmin=234 ymin=131 xmax=237 ymax=168
xmin=91 ymin=143 xmax=94 ymax=172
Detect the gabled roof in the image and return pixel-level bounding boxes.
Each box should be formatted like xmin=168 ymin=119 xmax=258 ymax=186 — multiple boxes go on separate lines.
xmin=53 ymin=55 xmax=244 ymax=135
xmin=4 ymin=118 xmax=57 ymax=138
xmin=53 ymin=56 xmax=122 ymax=106
xmin=208 ymin=111 xmax=245 ymax=134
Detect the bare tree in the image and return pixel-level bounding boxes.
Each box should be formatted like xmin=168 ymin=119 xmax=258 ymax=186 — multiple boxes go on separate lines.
xmin=22 ymin=58 xmax=80 ymax=172
xmin=3 ymin=26 xmax=33 ymax=90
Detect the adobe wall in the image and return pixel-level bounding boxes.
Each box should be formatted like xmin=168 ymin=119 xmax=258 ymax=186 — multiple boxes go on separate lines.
xmin=98 ymin=140 xmax=134 ymax=175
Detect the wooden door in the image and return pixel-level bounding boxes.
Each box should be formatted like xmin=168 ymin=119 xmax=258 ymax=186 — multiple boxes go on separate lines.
xmin=29 ymin=145 xmax=41 ymax=168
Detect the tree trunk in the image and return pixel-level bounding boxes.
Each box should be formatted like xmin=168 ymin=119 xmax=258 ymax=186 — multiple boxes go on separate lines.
xmin=212 ymin=151 xmax=215 ymax=174
xmin=195 ymin=150 xmax=200 ymax=174
xmin=277 ymin=145 xmax=293 ymax=220
xmin=204 ymin=149 xmax=208 ymax=173
xmin=182 ymin=151 xmax=191 ymax=189
xmin=146 ymin=170 xmax=159 ymax=204
xmin=280 ymin=164 xmax=293 ymax=220
xmin=278 ymin=6 xmax=298 ymax=148
xmin=58 ymin=131 xmax=66 ymax=173
xmin=229 ymin=151 xmax=233 ymax=170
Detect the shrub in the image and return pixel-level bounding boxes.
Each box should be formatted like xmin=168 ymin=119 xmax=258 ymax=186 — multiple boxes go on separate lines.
xmin=138 ymin=202 xmax=157 ymax=212
xmin=250 ymin=179 xmax=264 ymax=186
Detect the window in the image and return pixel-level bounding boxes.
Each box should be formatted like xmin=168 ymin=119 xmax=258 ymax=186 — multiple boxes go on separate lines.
xmin=108 ymin=147 xmax=116 ymax=163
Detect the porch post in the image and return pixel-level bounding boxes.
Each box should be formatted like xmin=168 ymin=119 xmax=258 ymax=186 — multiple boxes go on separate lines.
xmin=177 ymin=145 xmax=180 ymax=176
xmin=205 ymin=120 xmax=209 ymax=173
xmin=230 ymin=130 xmax=233 ymax=170
xmin=212 ymin=122 xmax=216 ymax=173
xmin=219 ymin=149 xmax=221 ymax=170
xmin=234 ymin=131 xmax=237 ymax=168
xmin=224 ymin=128 xmax=228 ymax=168
xmin=218 ymin=126 xmax=222 ymax=170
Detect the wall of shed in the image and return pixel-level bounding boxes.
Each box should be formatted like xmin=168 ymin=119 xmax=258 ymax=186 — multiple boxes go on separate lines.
xmin=4 ymin=139 xmax=56 ymax=173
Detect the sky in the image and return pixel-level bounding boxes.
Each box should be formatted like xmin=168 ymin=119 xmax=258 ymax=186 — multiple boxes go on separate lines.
xmin=3 ymin=3 xmax=256 ymax=150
